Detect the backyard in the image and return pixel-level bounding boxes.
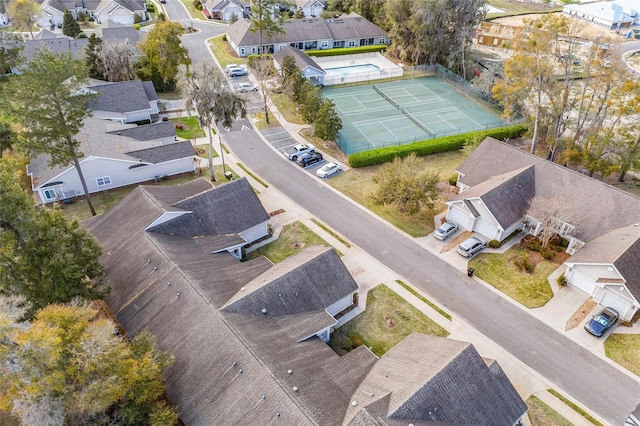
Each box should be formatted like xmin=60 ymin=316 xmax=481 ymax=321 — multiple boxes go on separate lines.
xmin=330 ymin=284 xmax=448 ymax=357
xmin=245 ymin=221 xmax=335 ymax=263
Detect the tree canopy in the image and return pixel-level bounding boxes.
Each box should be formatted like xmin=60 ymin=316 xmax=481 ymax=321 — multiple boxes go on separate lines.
xmin=6 ymin=0 xmax=39 ymax=40
xmin=178 ymin=62 xmax=246 ymax=180
xmin=138 ymin=19 xmax=190 ymax=91
xmin=250 ymin=0 xmax=287 ymax=54
xmin=9 ymin=49 xmax=98 ymax=215
xmin=62 ymin=9 xmax=82 ymax=38
xmin=0 ymin=158 xmax=106 ymax=319
xmin=0 ymin=301 xmax=178 ymax=425
xmin=371 ymin=152 xmax=440 ymax=214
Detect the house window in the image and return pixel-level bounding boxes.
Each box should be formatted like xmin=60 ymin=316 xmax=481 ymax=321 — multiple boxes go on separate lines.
xmin=378 ymin=38 xmax=385 ymax=44
xmin=43 ymin=189 xmax=57 ymax=200
xmin=96 ymin=176 xmax=111 ymax=186
xmin=320 ymin=41 xmax=328 ymax=48
xmin=347 ymin=40 xmax=356 ymax=47
xmin=240 ymin=48 xmax=246 ymax=56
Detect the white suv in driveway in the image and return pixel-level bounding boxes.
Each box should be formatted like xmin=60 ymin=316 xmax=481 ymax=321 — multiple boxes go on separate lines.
xmin=227 ymin=66 xmax=248 ymax=77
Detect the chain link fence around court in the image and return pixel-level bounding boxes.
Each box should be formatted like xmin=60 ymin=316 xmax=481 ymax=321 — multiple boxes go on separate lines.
xmin=329 ymin=74 xmax=506 ymax=155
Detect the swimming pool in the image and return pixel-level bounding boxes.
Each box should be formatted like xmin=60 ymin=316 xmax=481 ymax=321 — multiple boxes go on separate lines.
xmin=324 ymin=64 xmax=381 ymax=76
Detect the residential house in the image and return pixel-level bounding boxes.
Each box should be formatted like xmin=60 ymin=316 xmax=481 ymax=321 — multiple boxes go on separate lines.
xmin=563 ymin=0 xmax=640 ymax=29
xmin=273 ymin=46 xmax=325 ymax=85
xmin=28 ymin=117 xmax=196 ymax=204
xmin=445 ymin=137 xmax=640 ymax=320
xmin=476 ymin=21 xmax=518 ymax=48
xmin=226 ymin=13 xmax=388 ymax=57
xmin=294 ymin=0 xmax=325 ymax=18
xmin=37 ymin=0 xmax=147 ymax=28
xmin=84 ymin=179 xmax=527 ymax=425
xmin=201 ymin=0 xmax=248 ymax=21
xmin=94 ymin=19 xmax=145 ymax=50
xmin=88 ymin=80 xmax=160 ymax=124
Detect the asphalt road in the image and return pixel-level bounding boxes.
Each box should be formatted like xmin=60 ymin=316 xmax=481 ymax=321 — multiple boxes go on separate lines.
xmin=224 ymin=128 xmax=640 ymax=426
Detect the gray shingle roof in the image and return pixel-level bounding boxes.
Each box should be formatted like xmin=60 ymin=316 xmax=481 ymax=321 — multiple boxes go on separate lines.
xmin=222 ymin=246 xmax=357 ymax=317
xmin=23 ymin=38 xmax=89 ymax=60
xmin=273 ymin=46 xmax=324 ymax=73
xmin=344 ymin=333 xmax=527 ymax=425
xmin=146 ymin=177 xmax=269 ymax=237
xmin=125 ymin=140 xmax=194 ymax=163
xmin=89 ymin=80 xmax=155 ymax=113
xmin=454 ymin=166 xmax=535 ymax=229
xmin=84 ymin=183 xmax=378 ymax=425
xmin=458 ymin=138 xmax=640 ymax=242
xmin=227 ymin=16 xmax=388 ymax=48
xmin=107 ymin=120 xmax=175 ymax=141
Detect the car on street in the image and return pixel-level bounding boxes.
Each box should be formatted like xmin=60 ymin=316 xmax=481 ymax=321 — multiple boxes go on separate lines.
xmin=434 ymin=221 xmax=458 ymax=241
xmin=584 ymin=307 xmax=619 ymax=337
xmin=456 ymin=236 xmax=486 ymax=258
xmin=227 ymin=66 xmax=248 ymax=77
xmin=296 ymin=152 xmax=323 ymax=167
xmin=316 ymin=162 xmax=341 ymax=178
xmin=238 ymin=82 xmax=258 ymax=92
xmin=284 ymin=143 xmax=315 ymax=161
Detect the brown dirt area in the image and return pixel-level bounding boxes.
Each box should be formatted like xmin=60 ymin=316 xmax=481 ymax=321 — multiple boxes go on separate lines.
xmin=566 ymin=298 xmax=597 ymax=330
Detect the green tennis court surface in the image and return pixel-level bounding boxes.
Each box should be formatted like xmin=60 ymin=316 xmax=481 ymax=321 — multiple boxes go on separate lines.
xmin=323 ymin=78 xmax=504 ymax=154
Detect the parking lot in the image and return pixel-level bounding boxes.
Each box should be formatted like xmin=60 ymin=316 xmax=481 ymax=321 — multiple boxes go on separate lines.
xmin=260 ymin=126 xmax=337 ymax=177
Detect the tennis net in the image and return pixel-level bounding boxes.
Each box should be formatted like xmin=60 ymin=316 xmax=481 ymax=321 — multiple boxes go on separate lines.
xmin=402 ymin=108 xmax=434 ymax=136
xmin=373 ymin=84 xmax=400 ymax=110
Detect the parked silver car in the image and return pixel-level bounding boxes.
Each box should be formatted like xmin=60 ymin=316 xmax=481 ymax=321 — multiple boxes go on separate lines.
xmin=434 ymin=221 xmax=458 ymax=241
xmin=457 ymin=236 xmax=486 ymax=258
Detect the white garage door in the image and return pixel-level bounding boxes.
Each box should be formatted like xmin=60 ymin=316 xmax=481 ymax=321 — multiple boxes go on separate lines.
xmin=600 ymin=291 xmax=632 ymax=319
xmin=447 ymin=206 xmax=471 ymax=230
xmin=568 ymin=270 xmax=597 ymax=295
xmin=475 ymin=219 xmax=498 ymax=241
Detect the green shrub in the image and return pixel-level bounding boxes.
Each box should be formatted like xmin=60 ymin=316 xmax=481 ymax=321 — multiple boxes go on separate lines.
xmin=526 ymin=241 xmax=542 ymax=252
xmin=222 ymin=34 xmax=227 ymax=41
xmin=349 ymin=334 xmax=363 ymax=347
xmin=542 ymin=250 xmax=555 ymax=260
xmin=348 ymin=124 xmax=528 ymax=168
xmin=514 ymin=255 xmax=534 ymax=273
xmin=146 ymin=3 xmax=155 ymax=12
xmin=560 ymin=238 xmax=569 ymax=248
xmin=133 ymin=24 xmax=141 ymax=30
xmin=488 ymin=239 xmax=501 ymax=249
xmin=557 ymin=274 xmax=568 ymax=286
xmin=448 ymin=174 xmax=458 ymax=186
xmin=305 ymin=44 xmax=387 ymax=57
xmin=340 ymin=337 xmax=353 ymax=350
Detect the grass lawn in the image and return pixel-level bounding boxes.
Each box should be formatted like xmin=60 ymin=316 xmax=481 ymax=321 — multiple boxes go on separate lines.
xmin=195 ymin=143 xmax=219 ymax=158
xmin=269 ymin=92 xmax=306 ymax=125
xmin=487 ymin=0 xmax=560 ymax=14
xmin=526 ymin=396 xmax=572 ymax=426
xmin=605 ymin=334 xmax=640 ymax=377
xmin=468 ymin=246 xmax=556 ymax=308
xmin=248 ymin=221 xmax=334 ymax=264
xmin=334 ymin=284 xmax=449 ymax=357
xmin=179 ymin=0 xmax=205 ymax=19
xmin=326 ymin=151 xmax=462 ymax=237
xmin=156 ymin=90 xmax=183 ymax=101
xmin=209 ymin=35 xmax=248 ymax=68
xmin=170 ymin=116 xmax=206 ymax=139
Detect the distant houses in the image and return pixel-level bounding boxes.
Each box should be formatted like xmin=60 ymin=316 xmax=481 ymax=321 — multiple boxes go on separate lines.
xmin=37 ymin=0 xmax=148 ymax=28
xmin=563 ymin=0 xmax=640 ymax=29
xmin=226 ymin=13 xmax=388 ymax=57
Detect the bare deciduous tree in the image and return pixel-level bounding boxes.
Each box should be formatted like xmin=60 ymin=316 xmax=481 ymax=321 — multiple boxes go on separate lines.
xmin=96 ymin=40 xmax=138 ymax=82
xmin=525 ymin=196 xmax=577 ymax=249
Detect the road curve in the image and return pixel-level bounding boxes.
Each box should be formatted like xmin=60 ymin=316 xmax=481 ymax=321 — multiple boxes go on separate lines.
xmin=225 ymin=129 xmax=640 ymax=426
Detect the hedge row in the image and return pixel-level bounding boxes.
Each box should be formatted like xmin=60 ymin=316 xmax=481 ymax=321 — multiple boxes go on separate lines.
xmin=347 ymin=124 xmax=528 ymax=168
xmin=305 ymin=45 xmax=387 ymax=57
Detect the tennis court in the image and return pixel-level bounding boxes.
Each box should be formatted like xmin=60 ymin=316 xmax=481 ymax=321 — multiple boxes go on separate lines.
xmin=323 ymin=78 xmax=504 ymax=154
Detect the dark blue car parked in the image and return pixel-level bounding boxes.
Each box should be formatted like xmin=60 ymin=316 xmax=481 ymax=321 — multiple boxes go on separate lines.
xmin=584 ymin=307 xmax=619 ymax=337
